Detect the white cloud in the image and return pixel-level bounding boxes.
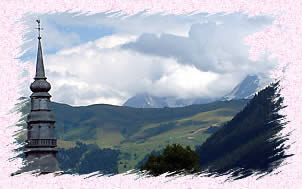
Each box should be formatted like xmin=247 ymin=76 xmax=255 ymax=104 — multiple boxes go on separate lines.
xmin=122 ymin=19 xmax=276 ymax=75
xmin=152 ymin=64 xmax=220 ymax=98
xmin=95 ymin=35 xmax=138 ymax=49
xmin=32 ymin=34 xmax=239 ymax=106
xmin=20 ymin=12 xmax=276 ymax=106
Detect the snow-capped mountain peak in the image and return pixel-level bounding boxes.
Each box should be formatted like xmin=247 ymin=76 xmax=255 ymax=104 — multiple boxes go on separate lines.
xmin=221 ymin=74 xmax=265 ymax=101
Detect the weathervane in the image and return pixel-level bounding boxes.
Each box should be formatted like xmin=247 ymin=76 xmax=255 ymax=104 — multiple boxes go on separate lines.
xmin=35 ymin=19 xmax=43 ymax=40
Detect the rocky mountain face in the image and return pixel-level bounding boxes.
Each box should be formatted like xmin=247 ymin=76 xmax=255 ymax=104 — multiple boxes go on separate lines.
xmin=220 ymin=75 xmax=261 ymax=101
xmin=123 ymin=94 xmax=216 ymax=108
xmin=122 ymin=94 xmax=170 ymax=108
xmin=123 ymin=74 xmax=271 ymax=108
xmin=220 ymin=74 xmax=273 ymax=101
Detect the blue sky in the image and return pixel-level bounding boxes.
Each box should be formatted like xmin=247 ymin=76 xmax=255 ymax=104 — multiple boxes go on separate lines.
xmin=19 ymin=13 xmax=116 ymax=61
xmin=18 ymin=12 xmax=276 ymax=106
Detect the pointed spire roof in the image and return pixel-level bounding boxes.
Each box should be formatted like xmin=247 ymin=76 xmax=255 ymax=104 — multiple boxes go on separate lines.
xmin=34 ymin=19 xmax=46 ymax=80
xmin=34 ymin=38 xmax=47 ymax=79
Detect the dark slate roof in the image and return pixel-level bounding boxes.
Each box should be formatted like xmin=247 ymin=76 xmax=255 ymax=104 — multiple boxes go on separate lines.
xmin=30 ymin=37 xmax=51 ymax=93
xmin=34 ymin=38 xmax=47 ymax=80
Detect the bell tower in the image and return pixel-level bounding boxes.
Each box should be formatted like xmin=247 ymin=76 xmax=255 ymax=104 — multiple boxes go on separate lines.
xmin=23 ymin=19 xmax=60 ymax=174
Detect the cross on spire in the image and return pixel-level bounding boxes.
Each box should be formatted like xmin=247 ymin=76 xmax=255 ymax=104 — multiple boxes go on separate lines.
xmin=35 ymin=19 xmax=43 ymax=40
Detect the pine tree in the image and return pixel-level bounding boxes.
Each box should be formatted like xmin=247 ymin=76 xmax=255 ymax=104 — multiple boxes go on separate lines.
xmin=140 ymin=144 xmax=200 ymax=176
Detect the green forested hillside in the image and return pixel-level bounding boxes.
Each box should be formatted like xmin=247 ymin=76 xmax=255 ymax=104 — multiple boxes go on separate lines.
xmin=57 ymin=141 xmax=120 ymax=175
xmin=15 ymin=98 xmax=249 ymax=174
xmin=195 ymin=81 xmax=293 ymax=180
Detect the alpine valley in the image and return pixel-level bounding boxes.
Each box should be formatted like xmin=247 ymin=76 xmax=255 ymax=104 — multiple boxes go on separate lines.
xmin=14 ymin=74 xmax=275 ymax=175
xmin=15 ymin=97 xmax=248 ymax=174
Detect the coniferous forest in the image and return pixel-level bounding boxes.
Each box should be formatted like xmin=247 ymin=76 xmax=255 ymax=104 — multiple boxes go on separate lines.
xmin=194 ymin=81 xmax=293 ymax=180
xmin=56 ymin=142 xmax=120 ymax=175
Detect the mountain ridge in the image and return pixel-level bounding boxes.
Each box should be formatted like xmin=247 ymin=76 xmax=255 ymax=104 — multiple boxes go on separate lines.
xmin=15 ymin=97 xmax=249 ymax=174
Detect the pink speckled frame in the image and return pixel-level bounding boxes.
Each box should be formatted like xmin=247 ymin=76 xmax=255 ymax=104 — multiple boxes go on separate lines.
xmin=1 ymin=0 xmax=301 ymax=188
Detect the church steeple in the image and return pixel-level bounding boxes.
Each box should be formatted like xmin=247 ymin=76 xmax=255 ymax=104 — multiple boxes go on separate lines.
xmin=21 ymin=20 xmax=60 ymax=175
xmin=30 ymin=20 xmax=51 ymax=94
